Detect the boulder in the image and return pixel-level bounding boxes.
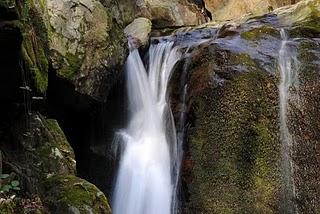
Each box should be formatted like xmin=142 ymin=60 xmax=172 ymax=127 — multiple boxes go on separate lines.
xmin=203 ymin=0 xmax=301 ymax=21
xmin=124 ymin=17 xmax=152 ymax=48
xmin=38 ymin=0 xmax=127 ymax=101
xmin=44 ymin=174 xmax=111 ymax=214
xmin=137 ymin=0 xmax=205 ymax=28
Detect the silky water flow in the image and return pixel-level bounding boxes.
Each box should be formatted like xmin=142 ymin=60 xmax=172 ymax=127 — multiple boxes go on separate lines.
xmin=113 ymin=41 xmax=183 ymax=214
xmin=278 ymin=29 xmax=300 ymax=213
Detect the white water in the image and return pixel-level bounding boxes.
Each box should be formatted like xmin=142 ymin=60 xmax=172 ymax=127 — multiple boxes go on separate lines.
xmin=113 ymin=41 xmax=182 ymax=214
xmin=278 ymin=29 xmax=299 ymax=213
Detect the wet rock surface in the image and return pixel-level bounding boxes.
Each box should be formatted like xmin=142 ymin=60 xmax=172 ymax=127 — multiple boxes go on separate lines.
xmin=169 ymin=1 xmax=320 ymax=212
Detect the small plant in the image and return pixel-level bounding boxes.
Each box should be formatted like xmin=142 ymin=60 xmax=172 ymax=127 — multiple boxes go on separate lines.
xmin=0 ymin=173 xmax=21 ymax=194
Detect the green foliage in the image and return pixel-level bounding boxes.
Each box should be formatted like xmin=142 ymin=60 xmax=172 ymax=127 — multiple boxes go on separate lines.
xmin=0 ymin=174 xmax=21 ymax=194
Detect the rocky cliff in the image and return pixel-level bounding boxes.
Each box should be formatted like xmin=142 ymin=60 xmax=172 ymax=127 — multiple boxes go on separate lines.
xmin=0 ymin=0 xmax=319 ymax=213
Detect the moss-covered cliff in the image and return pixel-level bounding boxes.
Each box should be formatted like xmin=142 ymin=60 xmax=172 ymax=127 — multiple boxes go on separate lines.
xmin=170 ymin=1 xmax=320 ymax=213
xmin=183 ymin=33 xmax=282 ymax=214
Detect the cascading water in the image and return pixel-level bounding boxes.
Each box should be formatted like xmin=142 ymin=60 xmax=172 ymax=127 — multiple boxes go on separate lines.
xmin=278 ymin=29 xmax=299 ymax=213
xmin=113 ymin=41 xmax=182 ymax=214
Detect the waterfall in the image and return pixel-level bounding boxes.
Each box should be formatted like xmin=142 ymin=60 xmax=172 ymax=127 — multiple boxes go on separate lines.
xmin=113 ymin=41 xmax=182 ymax=214
xmin=278 ymin=29 xmax=299 ymax=213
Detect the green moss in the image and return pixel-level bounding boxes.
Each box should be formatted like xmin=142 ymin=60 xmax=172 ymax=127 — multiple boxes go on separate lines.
xmin=22 ymin=36 xmax=48 ymax=93
xmin=188 ymin=67 xmax=281 ymax=212
xmin=19 ymin=1 xmax=49 ymax=93
xmin=44 ymin=175 xmax=111 ymax=214
xmin=45 ymin=119 xmax=76 ymax=160
xmin=40 ymin=118 xmax=76 ymax=175
xmin=241 ymin=26 xmax=279 ymax=41
xmin=252 ymin=121 xmax=281 ymax=212
xmin=58 ymin=53 xmax=82 ymax=79
xmin=230 ymin=53 xmax=257 ymax=68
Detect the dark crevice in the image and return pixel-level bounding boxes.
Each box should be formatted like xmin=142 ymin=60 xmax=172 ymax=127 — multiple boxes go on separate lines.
xmin=47 ymin=67 xmax=127 ymax=199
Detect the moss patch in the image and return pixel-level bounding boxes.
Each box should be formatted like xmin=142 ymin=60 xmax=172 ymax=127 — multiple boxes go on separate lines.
xmin=241 ymin=26 xmax=279 ymax=41
xmin=19 ymin=1 xmax=49 ymax=93
xmin=187 ymin=50 xmax=281 ymax=212
xmin=44 ymin=175 xmax=111 ymax=214
xmin=32 ymin=116 xmax=76 ymax=178
xmin=58 ymin=53 xmax=82 ymax=80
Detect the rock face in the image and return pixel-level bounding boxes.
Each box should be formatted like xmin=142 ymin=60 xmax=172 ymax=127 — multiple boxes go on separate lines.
xmin=38 ymin=0 xmax=128 ymax=101
xmin=0 ymin=0 xmax=129 ymax=101
xmin=168 ymin=0 xmax=320 ymax=213
xmin=181 ymin=27 xmax=282 ymax=214
xmin=203 ymin=0 xmax=301 ymax=21
xmin=137 ymin=0 xmax=205 ymax=27
xmin=1 ymin=0 xmax=207 ymax=102
xmin=14 ymin=0 xmax=206 ymax=102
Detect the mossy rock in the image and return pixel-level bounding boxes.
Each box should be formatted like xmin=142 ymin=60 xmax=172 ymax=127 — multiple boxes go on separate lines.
xmin=5 ymin=113 xmax=110 ymax=213
xmin=241 ymin=25 xmax=279 ymax=41
xmin=30 ymin=115 xmax=77 ymax=178
xmin=289 ymin=18 xmax=320 ymax=38
xmin=18 ymin=0 xmax=49 ymax=93
xmin=177 ymin=33 xmax=283 ymax=212
xmin=44 ymin=174 xmax=111 ymax=214
xmin=178 ymin=5 xmax=320 ymax=211
xmin=289 ymin=37 xmax=320 ymax=213
xmin=10 ymin=114 xmax=76 ymax=181
xmin=275 ymin=0 xmax=320 ymax=26
xmin=187 ymin=70 xmax=281 ymax=213
xmin=0 ymin=199 xmax=16 ymax=214
xmin=37 ymin=0 xmax=128 ymax=100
